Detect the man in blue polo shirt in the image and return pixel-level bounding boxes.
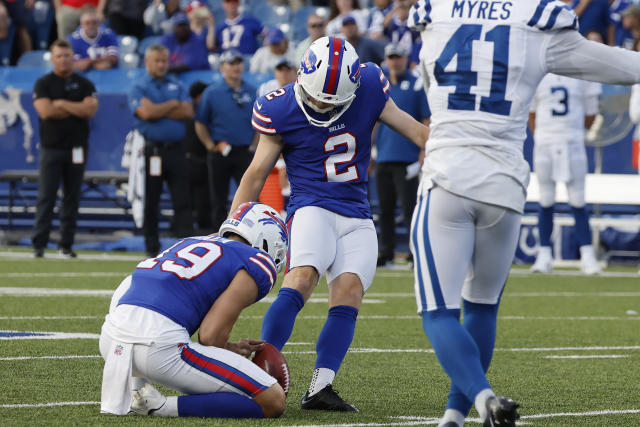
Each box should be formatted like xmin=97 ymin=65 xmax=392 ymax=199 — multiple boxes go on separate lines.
xmin=374 ymin=43 xmax=430 ymax=268
xmin=194 ymin=49 xmax=256 ymax=229
xmin=129 ymin=44 xmax=195 ymax=257
xmin=161 ymin=12 xmax=209 ymax=73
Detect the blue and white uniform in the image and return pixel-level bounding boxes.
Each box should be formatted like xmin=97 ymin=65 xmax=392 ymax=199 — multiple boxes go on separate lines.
xmin=408 ymin=0 xmax=640 ymax=423
xmin=251 ymin=62 xmax=389 ymax=288
xmin=215 ymin=15 xmax=264 ymax=54
xmin=531 ymin=74 xmax=601 ymax=207
xmin=68 ymin=26 xmax=118 ymax=62
xmin=99 ymin=235 xmax=277 ymax=415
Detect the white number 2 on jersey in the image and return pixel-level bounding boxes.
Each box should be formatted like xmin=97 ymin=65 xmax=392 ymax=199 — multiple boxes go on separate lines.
xmin=324 ymin=133 xmax=359 ymax=182
xmin=136 ymin=242 xmax=222 ymax=280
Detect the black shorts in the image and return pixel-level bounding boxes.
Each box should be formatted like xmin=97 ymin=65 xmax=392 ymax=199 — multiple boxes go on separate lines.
xmin=3 ymin=0 xmax=28 ymax=27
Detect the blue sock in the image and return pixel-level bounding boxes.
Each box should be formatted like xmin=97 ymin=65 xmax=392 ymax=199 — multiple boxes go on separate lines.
xmin=571 ymin=206 xmax=592 ymax=246
xmin=538 ymin=206 xmax=554 ymax=247
xmin=422 ymin=309 xmax=491 ymax=404
xmin=261 ymin=287 xmax=305 ymax=351
xmin=445 ymin=300 xmax=500 ymax=415
xmin=177 ymin=392 xmax=263 ymax=418
xmin=315 ymin=305 xmax=359 ymax=372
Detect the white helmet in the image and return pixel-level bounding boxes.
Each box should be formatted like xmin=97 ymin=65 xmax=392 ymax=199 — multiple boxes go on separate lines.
xmin=295 ymin=36 xmax=361 ymax=127
xmin=219 ymin=202 xmax=288 ymax=273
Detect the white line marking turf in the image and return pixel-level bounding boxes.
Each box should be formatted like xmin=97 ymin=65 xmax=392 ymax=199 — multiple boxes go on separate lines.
xmin=4 ymin=287 xmax=640 ymax=299
xmin=0 ymin=401 xmax=99 ymax=409
xmin=0 ymin=355 xmax=102 ymax=361
xmin=0 ymin=331 xmax=100 ymax=340
xmin=1 ymin=272 xmax=128 ymax=278
xmin=544 ymin=354 xmax=630 ymax=359
xmin=1 ymin=314 xmax=639 ymax=321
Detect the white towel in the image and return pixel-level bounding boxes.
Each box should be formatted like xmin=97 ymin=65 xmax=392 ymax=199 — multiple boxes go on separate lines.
xmin=123 ymin=130 xmax=145 ymax=228
xmin=100 ymin=340 xmax=134 ymax=415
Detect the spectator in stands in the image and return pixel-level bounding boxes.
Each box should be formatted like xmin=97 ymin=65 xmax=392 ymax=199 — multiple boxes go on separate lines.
xmin=368 ymin=0 xmax=393 ymax=40
xmin=609 ymin=0 xmax=634 ymax=48
xmin=54 ymin=0 xmax=98 ymax=39
xmin=0 ymin=2 xmax=8 ymax=40
xmin=2 ymin=0 xmax=33 ymax=59
xmin=257 ymin=57 xmax=297 ymax=96
xmin=68 ymin=11 xmax=118 ymax=72
xmin=96 ymin=0 xmax=146 ymax=40
xmin=186 ymin=0 xmax=214 ymax=51
xmin=249 ymin=28 xmax=296 ymax=74
xmin=214 ymin=0 xmax=264 ymax=54
xmin=620 ymin=5 xmax=640 ymax=47
xmin=4 ymin=0 xmax=35 ymax=56
xmin=31 ymin=39 xmax=98 ymax=258
xmin=161 ymin=12 xmax=209 ymax=73
xmin=129 ymin=44 xmax=194 ymax=257
xmin=326 ymin=0 xmax=368 ymax=37
xmin=341 ymin=16 xmax=385 ymax=65
xmin=569 ymin=0 xmax=612 ymax=44
xmin=294 ymin=12 xmax=326 ymax=61
xmin=143 ymin=0 xmax=181 ymax=35
xmin=183 ymin=81 xmax=213 ymax=233
xmin=382 ymin=0 xmax=420 ymax=59
xmin=194 ymin=50 xmax=257 ymax=229
xmin=374 ymin=42 xmax=430 ymax=268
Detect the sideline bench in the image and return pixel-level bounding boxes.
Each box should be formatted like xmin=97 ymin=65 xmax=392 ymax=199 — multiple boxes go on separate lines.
xmin=0 ymin=169 xmax=129 ymax=230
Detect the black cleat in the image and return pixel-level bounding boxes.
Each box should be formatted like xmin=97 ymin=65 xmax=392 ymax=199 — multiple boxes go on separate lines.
xmin=59 ymin=248 xmax=77 ymax=259
xmin=484 ymin=396 xmax=520 ymax=427
xmin=301 ymin=384 xmax=358 ymax=412
xmin=440 ymin=422 xmax=461 ymax=427
xmin=33 ymin=248 xmax=44 ymax=258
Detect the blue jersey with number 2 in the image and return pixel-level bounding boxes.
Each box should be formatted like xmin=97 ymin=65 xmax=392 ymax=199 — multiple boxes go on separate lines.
xmin=251 ymin=63 xmax=390 ymax=219
xmin=118 ymin=236 xmax=277 ymax=335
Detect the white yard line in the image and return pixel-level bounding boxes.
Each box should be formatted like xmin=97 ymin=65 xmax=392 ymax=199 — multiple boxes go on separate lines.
xmin=0 ymin=355 xmax=102 ymax=361
xmin=0 ymin=401 xmax=99 ymax=409
xmin=4 ymin=287 xmax=640 ymax=299
xmin=0 ymin=331 xmax=100 ymax=340
xmin=0 ymin=316 xmax=101 ymax=320
xmin=0 ymin=272 xmax=128 ymax=278
xmin=0 ymin=252 xmax=142 ymax=261
xmin=544 ymin=354 xmax=630 ymax=359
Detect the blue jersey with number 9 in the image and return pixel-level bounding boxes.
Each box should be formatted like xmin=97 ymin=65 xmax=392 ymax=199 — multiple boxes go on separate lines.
xmin=118 ymin=236 xmax=277 ymax=335
xmin=251 ymin=63 xmax=390 ymax=219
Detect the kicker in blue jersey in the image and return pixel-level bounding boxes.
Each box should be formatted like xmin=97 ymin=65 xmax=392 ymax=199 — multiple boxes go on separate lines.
xmin=251 ymin=63 xmax=390 ymax=219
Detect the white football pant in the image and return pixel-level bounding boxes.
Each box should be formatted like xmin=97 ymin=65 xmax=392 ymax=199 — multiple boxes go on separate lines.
xmin=287 ymin=206 xmax=378 ymax=291
xmin=534 ymin=142 xmax=587 ymax=208
xmin=410 ymin=186 xmax=521 ymax=312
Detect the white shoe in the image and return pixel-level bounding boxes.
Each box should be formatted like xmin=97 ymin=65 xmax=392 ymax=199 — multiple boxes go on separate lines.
xmin=579 ymin=245 xmax=601 ymax=275
xmin=129 ymin=383 xmax=166 ymax=416
xmin=531 ymin=247 xmax=553 ymax=273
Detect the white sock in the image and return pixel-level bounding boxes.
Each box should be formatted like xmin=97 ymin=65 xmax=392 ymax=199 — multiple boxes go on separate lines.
xmin=474 ymin=388 xmax=495 ymax=422
xmin=307 ymin=368 xmax=335 ymax=396
xmin=151 ymin=396 xmax=178 ymax=417
xmin=579 ymin=245 xmax=595 ymax=259
xmin=131 ymin=377 xmax=148 ymax=392
xmin=438 ymin=408 xmax=465 ymax=426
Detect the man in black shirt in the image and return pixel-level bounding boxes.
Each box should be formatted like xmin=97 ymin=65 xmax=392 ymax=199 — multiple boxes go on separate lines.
xmin=32 ymin=39 xmax=98 ymax=258
xmin=184 ymin=81 xmax=213 ymax=233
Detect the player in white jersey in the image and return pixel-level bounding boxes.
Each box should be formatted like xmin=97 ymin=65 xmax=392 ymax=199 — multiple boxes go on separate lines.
xmin=408 ymin=1 xmax=640 ymax=426
xmin=529 ymin=73 xmax=602 ymax=275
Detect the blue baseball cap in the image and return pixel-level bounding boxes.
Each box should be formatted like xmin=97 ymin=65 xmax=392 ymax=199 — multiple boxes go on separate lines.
xmin=171 ymin=12 xmax=189 ymax=26
xmin=342 ymin=16 xmax=356 ymax=26
xmin=266 ymin=28 xmax=285 ymax=44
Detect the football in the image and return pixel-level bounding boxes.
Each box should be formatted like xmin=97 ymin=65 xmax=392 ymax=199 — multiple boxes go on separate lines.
xmin=252 ymin=343 xmax=290 ymax=396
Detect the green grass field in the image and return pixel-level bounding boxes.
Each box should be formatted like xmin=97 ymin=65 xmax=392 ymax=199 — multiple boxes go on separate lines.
xmin=1 ymin=248 xmax=639 ymax=426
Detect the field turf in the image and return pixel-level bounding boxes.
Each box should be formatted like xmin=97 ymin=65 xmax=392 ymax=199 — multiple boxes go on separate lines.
xmin=0 ymin=248 xmax=639 ymax=426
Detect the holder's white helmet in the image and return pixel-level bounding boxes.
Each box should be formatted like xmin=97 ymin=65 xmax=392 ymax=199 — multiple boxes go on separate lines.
xmin=295 ymin=36 xmax=361 ymax=127
xmin=219 ymin=202 xmax=288 ymax=273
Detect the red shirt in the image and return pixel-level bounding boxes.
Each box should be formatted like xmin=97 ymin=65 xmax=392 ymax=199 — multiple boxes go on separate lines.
xmin=62 ymin=0 xmax=99 ymax=8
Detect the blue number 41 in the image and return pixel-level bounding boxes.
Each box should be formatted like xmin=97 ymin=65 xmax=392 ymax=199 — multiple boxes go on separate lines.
xmin=434 ymin=24 xmax=512 ymax=116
